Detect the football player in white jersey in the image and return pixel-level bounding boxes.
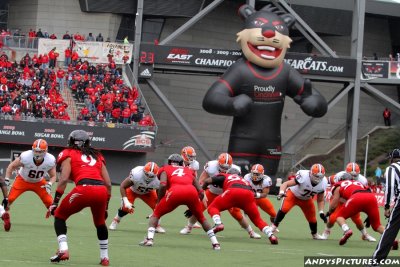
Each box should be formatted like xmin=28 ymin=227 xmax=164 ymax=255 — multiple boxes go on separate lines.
xmin=180 ymin=153 xmax=262 ymax=239
xmin=321 ymin=162 xmax=376 ymax=241
xmin=4 ymin=139 xmax=56 ymax=231
xmin=109 ymin=162 xmax=166 ymax=233
xmin=244 ymin=164 xmax=277 ymax=224
xmin=272 ymin=163 xmax=327 ymax=240
xmin=0 ymin=176 xmax=10 ymax=231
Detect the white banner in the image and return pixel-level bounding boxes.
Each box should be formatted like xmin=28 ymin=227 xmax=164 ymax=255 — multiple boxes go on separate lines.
xmin=38 ymin=39 xmax=133 ymax=64
xmin=75 ymin=41 xmax=103 ymax=63
xmin=38 ymin=39 xmax=71 ymax=61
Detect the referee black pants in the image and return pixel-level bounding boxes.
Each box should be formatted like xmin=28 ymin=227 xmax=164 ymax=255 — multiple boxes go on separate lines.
xmin=373 ymin=199 xmax=400 ymax=261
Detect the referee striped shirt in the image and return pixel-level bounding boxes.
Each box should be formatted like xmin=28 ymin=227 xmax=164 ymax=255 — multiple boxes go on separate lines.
xmin=384 ymin=162 xmax=400 ymax=208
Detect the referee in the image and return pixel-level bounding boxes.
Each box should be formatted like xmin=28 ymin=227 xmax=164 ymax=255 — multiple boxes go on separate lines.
xmin=372 ymin=148 xmax=400 ymax=262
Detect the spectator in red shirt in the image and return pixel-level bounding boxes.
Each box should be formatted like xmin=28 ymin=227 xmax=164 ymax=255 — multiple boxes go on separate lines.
xmin=49 ymin=33 xmax=57 ymax=39
xmin=121 ymin=106 xmax=131 ymax=124
xmin=42 ymin=53 xmax=49 ymax=69
xmin=71 ymin=50 xmax=79 ymax=67
xmin=56 ymin=67 xmax=66 ymax=92
xmin=48 ymin=48 xmax=59 ymax=69
xmin=80 ymin=106 xmax=90 ymax=121
xmin=111 ymin=106 xmax=121 ymax=123
xmin=64 ymin=47 xmax=72 ymax=67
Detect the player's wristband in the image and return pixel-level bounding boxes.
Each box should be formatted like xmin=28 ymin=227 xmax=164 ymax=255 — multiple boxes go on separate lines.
xmin=279 ymin=190 xmax=284 ymax=195
xmin=319 ymin=210 xmax=324 ymax=214
xmin=255 ymin=192 xmax=261 ymax=198
xmin=48 ymin=182 xmax=52 ymax=186
xmin=53 ymin=189 xmax=64 ymax=205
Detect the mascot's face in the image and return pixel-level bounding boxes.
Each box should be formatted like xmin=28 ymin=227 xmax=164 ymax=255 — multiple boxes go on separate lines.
xmin=237 ymin=10 xmax=293 ymax=69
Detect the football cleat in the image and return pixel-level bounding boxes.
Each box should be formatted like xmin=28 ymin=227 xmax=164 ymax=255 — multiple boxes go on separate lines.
xmin=179 ymin=225 xmax=192 ymax=235
xmin=108 ymin=217 xmax=120 ymax=230
xmin=392 ymin=240 xmax=399 ymax=250
xmin=155 ymin=225 xmax=166 ymax=234
xmin=2 ymin=211 xmax=11 ymax=232
xmin=139 ymin=238 xmax=154 ymax=247
xmin=269 ymin=234 xmax=278 ymax=245
xmin=249 ymin=230 xmax=261 ymax=239
xmin=320 ymin=229 xmax=331 ymax=240
xmin=193 ymin=222 xmax=202 ymax=228
xmin=50 ymin=250 xmax=70 ymax=262
xmin=362 ymin=233 xmax=376 ymax=242
xmin=100 ymin=257 xmax=110 ymax=266
xmin=212 ymin=243 xmax=221 ymax=250
xmin=312 ymin=233 xmax=325 ymax=240
xmin=212 ymin=224 xmax=225 ymax=234
xmin=339 ymin=230 xmax=353 ymax=245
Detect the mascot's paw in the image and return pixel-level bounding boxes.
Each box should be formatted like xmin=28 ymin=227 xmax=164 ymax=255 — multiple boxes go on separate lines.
xmin=300 ymin=94 xmax=327 ymax=118
xmin=233 ymin=94 xmax=252 ymax=116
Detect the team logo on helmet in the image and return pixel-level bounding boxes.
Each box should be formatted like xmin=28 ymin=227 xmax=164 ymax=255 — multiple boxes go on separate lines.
xmin=345 ymin=162 xmax=360 ymax=179
xmin=310 ymin=163 xmax=325 ymax=184
xmin=143 ymin=162 xmax=159 ymax=182
xmin=251 ymin=164 xmax=264 ymax=183
xmin=181 ymin=146 xmax=196 ymax=163
xmin=218 ymin=153 xmax=233 ymax=172
xmin=32 ymin=139 xmax=48 ymax=161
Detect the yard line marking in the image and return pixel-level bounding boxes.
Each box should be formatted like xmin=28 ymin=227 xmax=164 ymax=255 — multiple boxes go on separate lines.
xmin=232 ymin=249 xmax=254 ymax=253
xmin=317 ymin=253 xmax=334 ymax=256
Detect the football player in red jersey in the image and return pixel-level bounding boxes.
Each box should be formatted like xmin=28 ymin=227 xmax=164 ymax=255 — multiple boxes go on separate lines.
xmin=202 ymin=168 xmax=278 ymax=245
xmin=140 ymin=154 xmax=220 ymax=250
xmin=326 ymin=172 xmax=398 ymax=248
xmin=47 ymin=130 xmax=112 ymax=266
xmin=0 ymin=176 xmax=9 ymax=231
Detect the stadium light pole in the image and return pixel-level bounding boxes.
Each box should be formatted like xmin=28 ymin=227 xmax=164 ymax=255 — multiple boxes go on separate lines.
xmin=133 ymin=0 xmax=143 ymax=81
xmin=364 ymin=134 xmax=369 ymax=177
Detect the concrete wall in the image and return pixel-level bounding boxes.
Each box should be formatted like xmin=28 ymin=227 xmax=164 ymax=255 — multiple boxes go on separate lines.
xmin=143 ymin=1 xmax=399 ymax=172
xmin=8 ymin=0 xmax=121 ymax=41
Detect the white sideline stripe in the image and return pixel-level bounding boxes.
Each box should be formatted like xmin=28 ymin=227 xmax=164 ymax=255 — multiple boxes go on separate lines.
xmin=269 ymin=248 xmax=304 ymax=252
xmin=233 ymin=249 xmax=254 ymax=252
xmin=317 ymin=253 xmax=334 ymax=256
xmin=0 ymin=259 xmax=77 ymax=266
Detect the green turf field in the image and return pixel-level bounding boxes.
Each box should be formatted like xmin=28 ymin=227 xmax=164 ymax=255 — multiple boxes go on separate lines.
xmin=1 ymin=184 xmax=397 ymax=267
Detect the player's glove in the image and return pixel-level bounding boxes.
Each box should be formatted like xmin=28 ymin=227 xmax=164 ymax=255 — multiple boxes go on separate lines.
xmin=364 ymin=217 xmax=371 ymax=228
xmin=184 ymin=209 xmax=193 ymax=218
xmin=319 ymin=211 xmax=327 ymax=223
xmin=122 ymin=197 xmax=134 ymax=214
xmin=4 ymin=177 xmax=10 ymax=190
xmin=41 ymin=182 xmax=52 ymax=195
xmin=45 ymin=190 xmax=63 ymax=218
xmin=277 ymin=191 xmax=286 ymax=201
xmin=46 ymin=203 xmax=58 ymax=218
xmin=2 ymin=198 xmax=8 ymax=209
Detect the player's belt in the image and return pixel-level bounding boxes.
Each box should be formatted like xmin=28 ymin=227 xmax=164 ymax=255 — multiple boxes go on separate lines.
xmin=230 ymin=184 xmax=253 ymax=191
xmin=352 ymin=188 xmax=371 ymax=195
xmin=77 ymin=178 xmax=105 ymax=186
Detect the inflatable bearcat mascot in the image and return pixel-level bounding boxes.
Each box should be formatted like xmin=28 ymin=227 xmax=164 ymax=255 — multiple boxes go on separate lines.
xmin=202 ymin=4 xmax=328 ymax=176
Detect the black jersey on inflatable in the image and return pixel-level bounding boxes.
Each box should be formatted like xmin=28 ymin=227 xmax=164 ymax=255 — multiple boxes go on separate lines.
xmin=202 ymin=4 xmax=327 ymax=176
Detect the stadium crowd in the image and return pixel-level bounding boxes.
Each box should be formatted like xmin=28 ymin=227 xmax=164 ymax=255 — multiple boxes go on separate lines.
xmin=0 ymin=48 xmax=155 ymax=127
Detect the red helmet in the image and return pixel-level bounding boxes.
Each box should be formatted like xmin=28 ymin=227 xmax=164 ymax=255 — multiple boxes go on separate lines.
xmin=251 ymin=164 xmax=264 ymax=183
xmin=32 ymin=139 xmax=48 ymax=161
xmin=181 ymin=146 xmax=196 ymax=163
xmin=143 ymin=162 xmax=159 ymax=182
xmin=310 ymin=163 xmax=325 ymax=184
xmin=345 ymin=162 xmax=360 ymax=178
xmin=218 ymin=153 xmax=233 ymax=172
